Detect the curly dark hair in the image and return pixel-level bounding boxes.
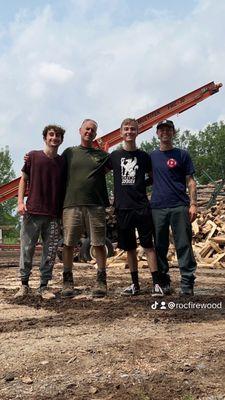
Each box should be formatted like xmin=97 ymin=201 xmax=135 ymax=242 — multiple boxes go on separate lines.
xmin=42 ymin=125 xmax=65 ymax=142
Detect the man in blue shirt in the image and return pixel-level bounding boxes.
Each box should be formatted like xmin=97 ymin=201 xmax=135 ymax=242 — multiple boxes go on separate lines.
xmin=150 ymin=120 xmax=197 ymax=296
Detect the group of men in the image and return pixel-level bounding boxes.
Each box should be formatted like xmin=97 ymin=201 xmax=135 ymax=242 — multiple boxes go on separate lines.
xmin=15 ymin=117 xmax=197 ymax=300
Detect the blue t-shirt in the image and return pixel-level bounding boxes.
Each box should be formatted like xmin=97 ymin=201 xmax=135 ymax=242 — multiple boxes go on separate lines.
xmin=150 ymin=148 xmax=195 ymax=208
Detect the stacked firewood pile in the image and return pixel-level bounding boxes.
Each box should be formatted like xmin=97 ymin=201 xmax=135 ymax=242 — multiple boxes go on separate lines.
xmin=197 ymin=179 xmax=225 ymax=209
xmin=104 ymin=182 xmax=225 ymax=270
xmin=183 ymin=180 xmax=225 ymax=268
xmin=189 ymin=200 xmax=225 ymax=268
xmin=167 ymin=197 xmax=225 ymax=269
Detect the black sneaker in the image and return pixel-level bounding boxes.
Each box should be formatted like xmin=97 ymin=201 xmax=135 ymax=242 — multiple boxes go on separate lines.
xmin=152 ymin=283 xmax=164 ymax=297
xmin=92 ymin=281 xmax=107 ymax=298
xmin=61 ymin=271 xmax=75 ymax=297
xmin=162 ymin=284 xmax=172 ymax=295
xmin=121 ymin=284 xmax=140 ymax=296
xmin=180 ymin=287 xmax=194 ymax=297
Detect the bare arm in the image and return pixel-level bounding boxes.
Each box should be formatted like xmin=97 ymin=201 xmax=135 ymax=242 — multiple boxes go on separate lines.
xmin=17 ymin=173 xmax=28 ymax=215
xmin=186 ymin=175 xmax=197 ymax=223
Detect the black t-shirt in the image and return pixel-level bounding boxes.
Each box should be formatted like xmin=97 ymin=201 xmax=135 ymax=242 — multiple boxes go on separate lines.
xmin=108 ymin=149 xmax=152 ymax=209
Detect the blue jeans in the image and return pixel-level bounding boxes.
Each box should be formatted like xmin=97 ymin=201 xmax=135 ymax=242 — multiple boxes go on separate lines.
xmin=19 ymin=214 xmax=60 ymax=285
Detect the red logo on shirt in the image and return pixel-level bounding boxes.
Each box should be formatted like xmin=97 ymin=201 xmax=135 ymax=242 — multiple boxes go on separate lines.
xmin=167 ymin=158 xmax=177 ymax=168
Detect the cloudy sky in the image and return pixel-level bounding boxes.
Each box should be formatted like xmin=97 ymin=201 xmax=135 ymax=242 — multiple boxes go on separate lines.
xmin=0 ymin=0 xmax=224 ymax=176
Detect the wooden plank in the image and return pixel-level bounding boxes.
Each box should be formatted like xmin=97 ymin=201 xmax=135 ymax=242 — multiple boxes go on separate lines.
xmin=211 ymin=253 xmax=225 ymax=263
xmin=208 ymin=240 xmax=223 ymax=253
xmin=206 ymin=220 xmax=217 ymax=240
xmin=199 ymin=241 xmax=213 ymax=258
xmin=192 ymin=220 xmax=199 ymax=235
xmin=196 ymin=262 xmax=214 ymax=268
xmin=211 ymin=236 xmax=225 ymax=244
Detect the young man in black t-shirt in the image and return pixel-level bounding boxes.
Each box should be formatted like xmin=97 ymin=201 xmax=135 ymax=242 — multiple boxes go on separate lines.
xmin=109 ymin=118 xmax=163 ymax=297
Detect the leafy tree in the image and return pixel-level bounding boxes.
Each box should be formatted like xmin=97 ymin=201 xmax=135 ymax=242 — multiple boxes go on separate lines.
xmin=106 ymin=170 xmax=114 ymax=200
xmin=140 ymin=136 xmax=159 ymax=153
xmin=0 ymin=146 xmax=16 ymax=184
xmin=106 ymin=144 xmax=123 ymax=200
xmin=106 ymin=121 xmax=225 ymax=204
xmin=187 ymin=122 xmax=225 ymax=184
xmin=140 ymin=129 xmax=195 ymax=152
xmin=0 ymin=147 xmax=19 ymax=241
xmin=139 ymin=122 xmax=225 ymax=184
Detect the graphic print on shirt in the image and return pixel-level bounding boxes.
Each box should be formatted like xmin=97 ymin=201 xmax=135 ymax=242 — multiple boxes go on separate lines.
xmin=167 ymin=158 xmax=177 ymax=168
xmin=121 ymin=157 xmax=139 ymax=185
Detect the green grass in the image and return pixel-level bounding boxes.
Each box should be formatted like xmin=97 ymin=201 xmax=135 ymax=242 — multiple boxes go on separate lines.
xmin=2 ymin=237 xmax=19 ymax=244
xmin=182 ymin=395 xmax=196 ymax=400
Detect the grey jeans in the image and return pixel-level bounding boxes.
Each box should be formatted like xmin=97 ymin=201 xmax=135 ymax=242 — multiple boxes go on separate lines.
xmin=19 ymin=214 xmax=60 ymax=285
xmin=152 ymin=206 xmax=196 ymax=289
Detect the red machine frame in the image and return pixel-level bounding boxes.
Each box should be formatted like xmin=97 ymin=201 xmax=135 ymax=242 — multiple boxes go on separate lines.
xmin=0 ymin=81 xmax=222 ymax=203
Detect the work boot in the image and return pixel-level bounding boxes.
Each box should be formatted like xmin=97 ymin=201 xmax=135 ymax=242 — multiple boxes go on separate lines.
xmin=92 ymin=269 xmax=107 ymax=298
xmin=61 ymin=270 xmax=75 ymax=297
xmin=14 ymin=285 xmax=30 ymax=299
xmin=36 ymin=286 xmax=56 ymax=300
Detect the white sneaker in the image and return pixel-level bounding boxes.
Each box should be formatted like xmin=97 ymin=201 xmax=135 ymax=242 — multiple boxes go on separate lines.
xmin=152 ymin=283 xmax=164 ymax=297
xmin=121 ymin=284 xmax=140 ymax=296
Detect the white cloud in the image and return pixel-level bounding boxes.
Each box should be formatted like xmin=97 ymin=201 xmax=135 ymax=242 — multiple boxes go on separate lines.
xmin=28 ymin=62 xmax=74 ymax=99
xmin=38 ymin=62 xmax=74 ymax=83
xmin=0 ymin=0 xmax=225 ymax=176
xmin=29 ymin=81 xmax=45 ymax=99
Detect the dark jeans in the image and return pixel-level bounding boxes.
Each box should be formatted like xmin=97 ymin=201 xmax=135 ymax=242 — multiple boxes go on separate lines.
xmin=19 ymin=214 xmax=60 ymax=285
xmin=152 ymin=206 xmax=196 ymax=289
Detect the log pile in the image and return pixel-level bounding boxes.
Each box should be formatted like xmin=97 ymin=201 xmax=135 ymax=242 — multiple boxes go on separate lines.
xmin=105 ymin=199 xmax=225 ymax=271
xmin=90 ymin=183 xmax=225 ymax=270
xmin=164 ymin=198 xmax=225 ymax=269
xmin=159 ymin=183 xmax=225 ymax=269
xmin=197 ymin=179 xmax=225 ymax=209
xmin=189 ymin=200 xmax=225 ymax=269
xmin=166 ymin=198 xmax=225 ymax=269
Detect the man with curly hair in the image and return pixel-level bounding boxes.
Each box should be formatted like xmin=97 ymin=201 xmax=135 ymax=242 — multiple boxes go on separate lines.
xmin=15 ymin=125 xmax=66 ymax=300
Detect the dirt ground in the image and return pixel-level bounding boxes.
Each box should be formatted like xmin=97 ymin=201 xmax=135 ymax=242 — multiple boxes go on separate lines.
xmin=0 ymin=260 xmax=225 ymax=400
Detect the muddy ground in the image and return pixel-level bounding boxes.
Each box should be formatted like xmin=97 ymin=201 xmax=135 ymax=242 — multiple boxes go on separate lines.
xmin=0 ymin=259 xmax=225 ymax=400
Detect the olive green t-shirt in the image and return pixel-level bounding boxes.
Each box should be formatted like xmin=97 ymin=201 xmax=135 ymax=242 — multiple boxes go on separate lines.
xmin=62 ymin=145 xmax=109 ymax=208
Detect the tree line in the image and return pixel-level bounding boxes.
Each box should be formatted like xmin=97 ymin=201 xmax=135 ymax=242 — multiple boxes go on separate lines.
xmin=140 ymin=121 xmax=225 ymax=184
xmin=0 ymin=146 xmax=19 ymax=241
xmin=1 ymin=121 xmax=225 ymax=240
